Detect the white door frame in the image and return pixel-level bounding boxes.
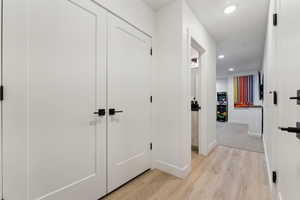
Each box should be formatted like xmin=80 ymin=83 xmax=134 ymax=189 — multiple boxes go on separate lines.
xmin=0 ymin=0 xmax=2 ymax=198
xmin=187 ymin=29 xmax=208 ymax=156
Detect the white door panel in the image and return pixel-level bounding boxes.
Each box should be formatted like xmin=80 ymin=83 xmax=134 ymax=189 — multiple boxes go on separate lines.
xmin=263 ymin=1 xmax=280 ymax=199
xmin=276 ymin=0 xmax=300 ymax=199
xmin=4 ymin=0 xmax=152 ymax=198
xmin=107 ymin=14 xmax=151 ymax=192
xmin=4 ymin=0 xmax=106 ymax=199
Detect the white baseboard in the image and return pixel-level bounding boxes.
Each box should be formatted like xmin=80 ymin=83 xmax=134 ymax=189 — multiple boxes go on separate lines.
xmin=153 ymin=160 xmax=191 ymax=178
xmin=263 ymin=136 xmax=276 ymax=200
xmin=263 ymin=137 xmax=272 ymax=186
xmin=248 ymin=130 xmax=262 ymax=137
xmin=207 ymin=140 xmax=217 ymax=155
xmin=278 ymin=192 xmax=283 ymax=200
xmin=228 ymin=120 xmax=248 ymax=125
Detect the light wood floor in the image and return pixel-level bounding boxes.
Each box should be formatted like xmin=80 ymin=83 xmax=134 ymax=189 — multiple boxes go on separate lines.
xmin=103 ymin=146 xmax=271 ymax=200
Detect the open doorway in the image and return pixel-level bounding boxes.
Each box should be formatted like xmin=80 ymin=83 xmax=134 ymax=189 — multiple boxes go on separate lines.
xmin=190 ymin=38 xmax=204 ymax=154
xmin=216 ymin=74 xmax=264 ymax=153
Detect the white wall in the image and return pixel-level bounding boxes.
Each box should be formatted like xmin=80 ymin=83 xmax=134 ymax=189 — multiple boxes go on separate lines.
xmin=216 ymin=78 xmax=228 ymax=92
xmin=152 ymin=0 xmax=186 ymax=177
xmin=94 ymin=0 xmax=155 ymax=35
xmin=152 ymin=0 xmax=216 ymax=178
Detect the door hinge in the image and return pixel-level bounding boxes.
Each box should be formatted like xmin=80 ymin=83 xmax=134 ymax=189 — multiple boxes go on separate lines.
xmin=0 ymin=85 xmax=4 ymax=101
xmin=272 ymin=171 xmax=277 ymax=184
xmin=150 ymin=96 xmax=153 ymax=103
xmin=273 ymin=13 xmax=278 ymax=26
xmin=150 ymin=48 xmax=153 ymax=56
xmin=150 ymin=142 xmax=152 ymax=150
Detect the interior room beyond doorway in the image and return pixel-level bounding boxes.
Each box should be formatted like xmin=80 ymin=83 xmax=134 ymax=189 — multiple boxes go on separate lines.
xmin=216 ymin=73 xmax=264 ymax=153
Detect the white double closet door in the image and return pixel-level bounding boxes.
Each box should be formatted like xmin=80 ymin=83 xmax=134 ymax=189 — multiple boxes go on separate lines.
xmin=3 ymin=0 xmax=151 ymax=199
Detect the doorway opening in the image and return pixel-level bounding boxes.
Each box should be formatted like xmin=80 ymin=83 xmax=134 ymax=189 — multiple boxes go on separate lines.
xmin=190 ymin=38 xmax=204 ymax=154
xmin=216 ymin=74 xmax=264 ymax=153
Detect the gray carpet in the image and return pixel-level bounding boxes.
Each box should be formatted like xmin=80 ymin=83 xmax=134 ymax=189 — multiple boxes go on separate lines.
xmin=217 ymin=122 xmax=264 ymax=153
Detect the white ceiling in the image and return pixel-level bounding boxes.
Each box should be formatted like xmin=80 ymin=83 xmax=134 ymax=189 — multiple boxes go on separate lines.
xmin=143 ymin=0 xmax=175 ymax=11
xmin=186 ymin=0 xmax=269 ymax=77
xmin=144 ymin=0 xmax=270 ymax=77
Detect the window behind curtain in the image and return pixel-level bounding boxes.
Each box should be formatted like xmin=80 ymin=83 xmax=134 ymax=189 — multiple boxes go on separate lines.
xmin=234 ymin=75 xmax=254 ymax=107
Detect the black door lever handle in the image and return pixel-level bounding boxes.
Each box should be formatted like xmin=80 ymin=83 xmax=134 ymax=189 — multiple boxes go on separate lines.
xmin=93 ymin=109 xmax=106 ymax=116
xmin=109 ymin=108 xmax=124 ymax=115
xmin=289 ymin=89 xmax=300 ymax=105
xmin=289 ymin=96 xmax=300 ymax=100
xmin=278 ymin=127 xmax=300 ymax=133
xmin=278 ymin=123 xmax=300 ymax=140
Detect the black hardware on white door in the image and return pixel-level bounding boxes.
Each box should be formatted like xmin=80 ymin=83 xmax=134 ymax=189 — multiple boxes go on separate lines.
xmin=191 ymin=98 xmax=201 ymax=111
xmin=109 ymin=108 xmax=124 ymax=116
xmin=269 ymin=91 xmax=278 ymax=105
xmin=0 ymin=85 xmax=4 ymax=101
xmin=289 ymin=89 xmax=300 ymax=105
xmin=278 ymin=122 xmax=300 ymax=140
xmin=93 ymin=109 xmax=106 ymax=116
xmin=272 ymin=171 xmax=278 ymax=184
xmin=273 ymin=13 xmax=278 ymax=26
xmin=273 ymin=91 xmax=278 ymax=105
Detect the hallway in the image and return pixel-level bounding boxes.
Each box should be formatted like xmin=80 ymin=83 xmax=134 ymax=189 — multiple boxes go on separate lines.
xmin=3 ymin=0 xmax=300 ymax=199
xmin=103 ymin=146 xmax=271 ymax=200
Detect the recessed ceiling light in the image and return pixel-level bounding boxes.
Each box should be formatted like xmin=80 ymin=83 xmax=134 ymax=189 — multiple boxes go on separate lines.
xmin=224 ymin=5 xmax=237 ymax=14
xmin=218 ymin=55 xmax=225 ymax=59
xmin=228 ymin=68 xmax=235 ymax=72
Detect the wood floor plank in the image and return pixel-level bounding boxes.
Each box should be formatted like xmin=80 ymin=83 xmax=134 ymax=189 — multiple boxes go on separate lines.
xmin=102 ymin=146 xmax=272 ymax=200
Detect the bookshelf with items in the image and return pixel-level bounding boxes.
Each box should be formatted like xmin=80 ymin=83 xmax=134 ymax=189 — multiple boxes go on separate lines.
xmin=217 ymin=92 xmax=228 ymax=122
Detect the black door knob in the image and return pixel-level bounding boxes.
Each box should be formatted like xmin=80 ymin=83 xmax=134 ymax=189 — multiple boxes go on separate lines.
xmin=93 ymin=109 xmax=106 ymax=116
xmin=109 ymin=108 xmax=124 ymax=115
